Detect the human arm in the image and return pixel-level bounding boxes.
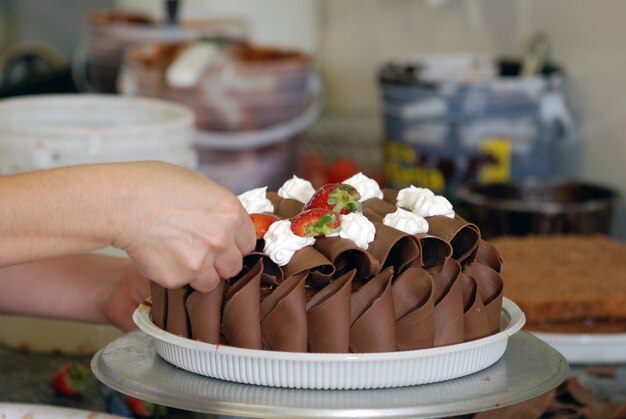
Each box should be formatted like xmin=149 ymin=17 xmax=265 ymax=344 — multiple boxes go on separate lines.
xmin=0 ymin=161 xmax=256 ymax=292
xmin=0 ymin=254 xmax=148 ymax=331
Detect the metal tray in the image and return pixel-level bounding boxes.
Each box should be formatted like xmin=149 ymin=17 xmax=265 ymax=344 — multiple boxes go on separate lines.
xmin=92 ymin=331 xmax=568 ymax=418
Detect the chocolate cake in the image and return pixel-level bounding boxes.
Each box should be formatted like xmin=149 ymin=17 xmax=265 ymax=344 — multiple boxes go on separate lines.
xmin=491 ymin=234 xmax=626 ymax=333
xmin=149 ymin=177 xmax=506 ymax=353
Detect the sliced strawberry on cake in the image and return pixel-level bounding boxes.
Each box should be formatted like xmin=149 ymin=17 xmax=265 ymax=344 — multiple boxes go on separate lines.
xmin=303 ymin=183 xmax=361 ymax=214
xmin=290 ymin=208 xmax=342 ymax=237
xmin=250 ymin=213 xmax=281 ymax=240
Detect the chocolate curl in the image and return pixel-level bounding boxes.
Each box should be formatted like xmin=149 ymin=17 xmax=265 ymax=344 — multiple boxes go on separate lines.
xmin=382 ymin=188 xmax=399 ymax=204
xmin=362 ymin=198 xmax=397 ymax=219
xmin=427 ymin=215 xmax=480 ymax=265
xmin=362 ymin=206 xmax=384 ymax=223
xmin=414 ymin=233 xmax=453 ymax=271
xmin=367 ymin=222 xmax=421 ymax=274
xmin=221 ymin=259 xmax=263 ymax=349
xmin=282 ymin=245 xmax=335 ymax=285
xmin=260 ymin=272 xmax=308 ymax=352
xmin=185 ymin=280 xmax=224 ymax=344
xmin=313 ymin=236 xmax=380 ymax=281
xmin=242 ymin=252 xmax=284 ymax=286
xmin=464 ymin=262 xmax=504 ymax=334
xmin=429 ymin=258 xmax=464 ymax=347
xmin=475 ymin=240 xmax=503 ymax=273
xmin=392 ymin=266 xmax=435 ymax=350
xmin=306 ymin=270 xmax=355 ymax=353
xmin=165 ymin=286 xmax=193 ymax=338
xmin=149 ymin=281 xmax=167 ymax=329
xmin=350 ymin=267 xmax=396 ymax=353
xmin=266 ymin=191 xmax=304 ymax=219
xmin=460 ymin=273 xmax=491 ymax=342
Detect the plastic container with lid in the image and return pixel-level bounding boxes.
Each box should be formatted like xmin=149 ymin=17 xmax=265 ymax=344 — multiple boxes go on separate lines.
xmin=0 ymin=94 xmax=197 ymax=173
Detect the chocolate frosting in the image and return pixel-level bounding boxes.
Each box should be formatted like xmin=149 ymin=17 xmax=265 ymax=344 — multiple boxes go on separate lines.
xmin=362 ymin=206 xmax=384 ymax=223
xmin=368 ymin=222 xmax=421 ymax=274
xmin=306 ymin=270 xmax=355 ymax=353
xmin=464 ymin=262 xmax=504 ymax=334
xmin=429 ymin=258 xmax=464 ymax=346
xmin=242 ymin=251 xmax=284 ymax=286
xmin=313 ymin=236 xmax=380 ymax=281
xmin=414 ymin=233 xmax=453 ymax=270
xmin=149 ymin=281 xmax=167 ymax=329
xmin=266 ymin=191 xmax=304 ymax=219
xmin=221 ymin=259 xmax=263 ymax=349
xmin=362 ymin=198 xmax=397 ymax=219
xmin=392 ymin=266 xmax=435 ymax=350
xmin=165 ymin=286 xmax=192 ymax=338
xmin=460 ymin=273 xmax=491 ymax=342
xmin=281 ymin=245 xmax=335 ymax=285
xmin=427 ymin=215 xmax=480 ymax=265
xmin=186 ymin=280 xmax=224 ymax=344
xmin=260 ymin=272 xmax=308 ymax=352
xmin=349 ymin=267 xmax=396 ymax=353
xmin=475 ymin=240 xmax=503 ymax=273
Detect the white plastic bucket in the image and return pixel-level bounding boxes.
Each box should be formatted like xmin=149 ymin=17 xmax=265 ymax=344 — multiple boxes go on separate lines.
xmin=195 ymin=76 xmax=323 ymax=194
xmin=0 ymin=94 xmax=197 ymax=174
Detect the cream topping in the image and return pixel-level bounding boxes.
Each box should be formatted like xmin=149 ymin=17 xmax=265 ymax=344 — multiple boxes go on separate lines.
xmin=263 ymin=220 xmax=315 ymax=266
xmin=383 ymin=207 xmax=429 ymax=234
xmin=342 ymin=172 xmax=384 ymax=202
xmin=277 ymin=175 xmax=316 ymax=204
xmin=237 ymin=187 xmax=274 ymax=214
xmin=337 ymin=212 xmax=376 ymax=250
xmin=397 ymin=185 xmax=455 ymax=218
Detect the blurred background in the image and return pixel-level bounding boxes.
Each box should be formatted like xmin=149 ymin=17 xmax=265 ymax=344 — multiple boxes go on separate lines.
xmin=2 ymin=0 xmax=626 ymax=416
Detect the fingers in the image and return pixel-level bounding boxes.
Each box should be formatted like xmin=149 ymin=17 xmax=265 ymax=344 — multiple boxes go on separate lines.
xmin=214 ymin=242 xmax=244 ymax=280
xmin=189 ymin=265 xmax=221 ymax=293
xmin=235 ymin=216 xmax=257 ymax=255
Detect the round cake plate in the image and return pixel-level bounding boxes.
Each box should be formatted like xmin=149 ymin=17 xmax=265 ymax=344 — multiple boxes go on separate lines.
xmin=92 ymin=331 xmax=568 ymax=419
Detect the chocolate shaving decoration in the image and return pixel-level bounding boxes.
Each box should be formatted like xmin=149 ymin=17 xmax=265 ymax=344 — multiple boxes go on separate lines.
xmin=368 ymin=222 xmax=421 ymax=274
xmin=350 ymin=267 xmax=396 ymax=353
xmin=429 ymin=258 xmax=464 ymax=346
xmin=242 ymin=252 xmax=284 ymax=286
xmin=306 ymin=269 xmax=355 ymax=353
xmin=260 ymin=272 xmax=308 ymax=352
xmin=149 ymin=281 xmax=167 ymax=329
xmin=185 ymin=280 xmax=224 ymax=344
xmin=221 ymin=259 xmax=263 ymax=349
xmin=460 ymin=273 xmax=491 ymax=342
xmin=165 ymin=286 xmax=193 ymax=337
xmin=464 ymin=262 xmax=504 ymax=334
xmin=362 ymin=198 xmax=398 ymax=219
xmin=382 ymin=188 xmax=399 ymax=204
xmin=314 ymin=236 xmax=380 ymax=281
xmin=362 ymin=206 xmax=384 ymax=223
xmin=282 ymin=245 xmax=335 ymax=286
xmin=427 ymin=215 xmax=480 ymax=265
xmin=392 ymin=266 xmax=435 ymax=350
xmin=266 ymin=191 xmax=304 ymax=219
xmin=475 ymin=240 xmax=503 ymax=273
xmin=414 ymin=233 xmax=452 ymax=271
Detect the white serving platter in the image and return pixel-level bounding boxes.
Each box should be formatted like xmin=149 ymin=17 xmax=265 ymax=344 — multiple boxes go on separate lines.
xmin=533 ymin=331 xmax=626 ymax=364
xmin=133 ymin=298 xmax=525 ymax=390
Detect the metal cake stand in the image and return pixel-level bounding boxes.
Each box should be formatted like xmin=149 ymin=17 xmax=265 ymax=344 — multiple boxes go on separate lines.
xmin=92 ymin=331 xmax=568 ymax=419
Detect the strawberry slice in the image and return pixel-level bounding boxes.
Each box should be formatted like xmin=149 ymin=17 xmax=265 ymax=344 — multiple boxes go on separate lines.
xmin=303 ymin=183 xmax=361 ymax=214
xmin=290 ymin=208 xmax=342 ymax=237
xmin=50 ymin=361 xmax=91 ymax=396
xmin=123 ymin=395 xmax=168 ymax=418
xmin=250 ymin=213 xmax=280 ymax=239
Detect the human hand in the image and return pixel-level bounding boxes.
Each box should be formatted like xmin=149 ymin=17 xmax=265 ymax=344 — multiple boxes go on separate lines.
xmin=99 ymin=262 xmax=150 ymax=332
xmin=109 ymin=162 xmax=256 ymax=292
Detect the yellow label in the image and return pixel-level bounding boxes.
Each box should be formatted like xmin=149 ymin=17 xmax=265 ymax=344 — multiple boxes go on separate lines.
xmin=478 ymin=138 xmax=511 ymax=183
xmin=384 ymin=141 xmax=446 ymax=193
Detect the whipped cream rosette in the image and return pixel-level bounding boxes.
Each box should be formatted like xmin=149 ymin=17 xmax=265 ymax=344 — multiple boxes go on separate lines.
xmin=460 ymin=272 xmax=491 ymax=342
xmin=349 ymin=267 xmax=396 ymax=353
xmin=306 ymin=270 xmax=355 ymax=353
xmin=277 ymin=175 xmax=316 ymax=204
xmin=392 ymin=266 xmax=435 ymax=350
xmin=186 ymin=280 xmax=224 ymax=344
xmin=464 ymin=261 xmax=504 ymax=334
xmin=341 ymin=172 xmax=384 ymax=202
xmin=237 ymin=187 xmax=274 ymax=214
xmin=430 ymin=258 xmax=465 ymax=347
xmin=221 ymin=259 xmax=263 ymax=349
xmin=260 ymin=272 xmax=308 ymax=352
